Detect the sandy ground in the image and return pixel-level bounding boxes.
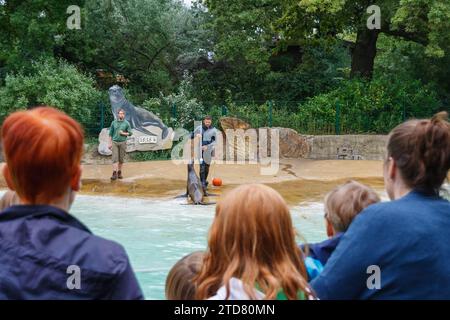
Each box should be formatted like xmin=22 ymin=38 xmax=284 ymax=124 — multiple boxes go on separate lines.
xmin=0 ymin=159 xmax=385 ymax=204
xmin=81 ymin=158 xmax=384 ymax=182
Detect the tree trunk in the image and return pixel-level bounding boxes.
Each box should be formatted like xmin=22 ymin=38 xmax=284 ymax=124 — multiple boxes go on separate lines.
xmin=350 ymin=28 xmax=379 ymax=79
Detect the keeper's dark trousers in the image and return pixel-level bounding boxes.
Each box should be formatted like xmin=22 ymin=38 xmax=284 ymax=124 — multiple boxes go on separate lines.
xmin=200 ymin=161 xmax=210 ymax=190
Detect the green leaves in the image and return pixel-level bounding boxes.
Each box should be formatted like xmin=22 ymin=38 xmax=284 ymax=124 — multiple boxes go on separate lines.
xmin=390 ymin=0 xmax=450 ymax=58
xmin=1 ymin=0 xmax=448 ymax=131
xmin=296 ymin=76 xmax=441 ymax=134
xmin=0 ymin=58 xmax=101 ymax=127
xmin=81 ymin=0 xmax=198 ymax=95
xmin=278 ymin=0 xmax=449 ymax=77
xmin=299 ymin=0 xmax=346 ymax=14
xmin=0 ymin=0 xmax=84 ymax=73
xmin=142 ymin=71 xmax=204 ymax=129
xmin=205 ymin=0 xmax=281 ymax=74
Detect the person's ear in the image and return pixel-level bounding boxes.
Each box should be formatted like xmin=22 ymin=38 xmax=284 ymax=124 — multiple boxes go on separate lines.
xmin=326 ymin=218 xmax=335 ymax=238
xmin=70 ymin=165 xmax=82 ymax=192
xmin=2 ymin=164 xmax=15 ymax=191
xmin=387 ymin=157 xmax=396 ymax=181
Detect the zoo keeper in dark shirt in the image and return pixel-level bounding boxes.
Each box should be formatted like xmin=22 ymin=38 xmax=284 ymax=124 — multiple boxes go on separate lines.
xmin=190 ymin=115 xmax=217 ymax=192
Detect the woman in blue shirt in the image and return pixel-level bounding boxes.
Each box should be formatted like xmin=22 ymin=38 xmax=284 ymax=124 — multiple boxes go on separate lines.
xmin=311 ymin=112 xmax=450 ymax=299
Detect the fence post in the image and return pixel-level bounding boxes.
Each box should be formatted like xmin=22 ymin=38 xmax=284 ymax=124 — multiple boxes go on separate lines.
xmin=99 ymin=102 xmax=104 ymax=132
xmin=172 ymin=102 xmax=177 ymax=120
xmin=268 ymin=100 xmax=273 ymax=127
xmin=335 ymin=101 xmax=341 ymax=135
xmin=222 ymin=104 xmax=227 ymax=116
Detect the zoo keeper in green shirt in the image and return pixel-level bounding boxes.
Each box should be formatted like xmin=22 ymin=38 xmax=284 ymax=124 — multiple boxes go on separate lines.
xmin=108 ymin=108 xmax=133 ymax=180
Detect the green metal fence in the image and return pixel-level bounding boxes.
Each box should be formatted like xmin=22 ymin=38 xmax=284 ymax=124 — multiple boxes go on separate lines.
xmin=86 ymin=99 xmax=449 ymax=137
xmin=201 ymin=100 xmax=448 ymax=135
xmin=81 ymin=101 xmax=113 ymax=137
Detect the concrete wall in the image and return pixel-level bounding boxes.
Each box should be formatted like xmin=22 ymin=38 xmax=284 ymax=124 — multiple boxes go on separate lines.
xmin=0 ymin=132 xmax=388 ymax=164
xmin=305 ymin=135 xmax=388 ymax=160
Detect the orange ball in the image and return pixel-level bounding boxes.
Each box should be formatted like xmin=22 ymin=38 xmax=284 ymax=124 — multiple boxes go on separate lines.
xmin=212 ymin=178 xmax=222 ymax=186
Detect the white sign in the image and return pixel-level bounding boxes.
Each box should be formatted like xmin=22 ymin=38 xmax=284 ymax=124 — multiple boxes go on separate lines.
xmin=138 ymin=136 xmax=157 ymax=144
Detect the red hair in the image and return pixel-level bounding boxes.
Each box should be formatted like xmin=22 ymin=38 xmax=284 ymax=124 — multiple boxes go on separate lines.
xmin=1 ymin=106 xmax=84 ymax=204
xmin=195 ymin=184 xmax=311 ymax=300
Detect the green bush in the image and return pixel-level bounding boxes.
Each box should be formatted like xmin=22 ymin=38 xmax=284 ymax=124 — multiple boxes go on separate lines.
xmin=142 ymin=72 xmax=204 ymax=130
xmin=222 ymin=102 xmax=270 ymax=128
xmin=204 ymin=76 xmax=442 ymax=135
xmin=0 ymin=58 xmax=101 ymax=130
xmin=295 ymin=77 xmax=442 ymax=134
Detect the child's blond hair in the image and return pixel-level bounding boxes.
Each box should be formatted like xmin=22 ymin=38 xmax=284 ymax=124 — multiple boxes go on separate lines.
xmin=325 ymin=180 xmax=381 ymax=232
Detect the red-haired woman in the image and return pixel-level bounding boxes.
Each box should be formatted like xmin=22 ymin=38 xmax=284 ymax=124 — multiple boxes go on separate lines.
xmin=195 ymin=184 xmax=314 ymax=300
xmin=0 ymin=106 xmax=143 ymax=299
xmin=312 ymin=112 xmax=450 ymax=299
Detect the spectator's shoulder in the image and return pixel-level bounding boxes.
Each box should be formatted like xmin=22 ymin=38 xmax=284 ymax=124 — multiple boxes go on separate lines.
xmin=72 ymin=232 xmax=130 ymax=276
xmin=343 ymin=201 xmax=387 ymax=235
xmin=71 ymin=232 xmax=142 ymax=299
xmin=359 ymin=200 xmax=389 ymax=216
xmin=353 ymin=196 xmax=417 ymax=230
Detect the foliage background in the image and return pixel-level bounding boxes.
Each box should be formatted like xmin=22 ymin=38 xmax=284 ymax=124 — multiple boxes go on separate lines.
xmin=0 ymin=0 xmax=448 ymax=138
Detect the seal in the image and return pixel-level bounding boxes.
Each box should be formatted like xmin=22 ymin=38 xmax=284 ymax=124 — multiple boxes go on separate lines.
xmin=108 ymin=85 xmax=169 ymax=139
xmin=176 ymin=163 xmax=216 ymax=205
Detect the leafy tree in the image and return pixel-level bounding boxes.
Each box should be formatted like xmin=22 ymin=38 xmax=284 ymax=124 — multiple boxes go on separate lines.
xmin=0 ymin=0 xmax=85 ymax=77
xmin=190 ymin=1 xmax=350 ymax=103
xmin=203 ymin=0 xmax=282 ymax=75
xmin=277 ymin=0 xmax=450 ymax=78
xmin=375 ymin=34 xmax=450 ymax=104
xmin=143 ymin=71 xmax=204 ymax=129
xmin=266 ymin=39 xmax=350 ymax=103
xmin=79 ymin=0 xmax=201 ymax=96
